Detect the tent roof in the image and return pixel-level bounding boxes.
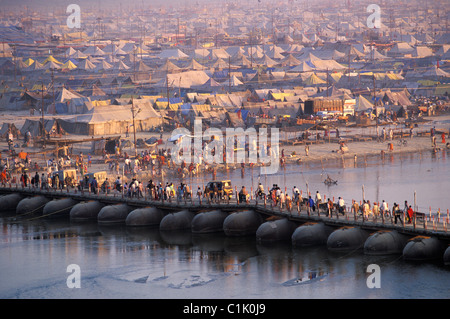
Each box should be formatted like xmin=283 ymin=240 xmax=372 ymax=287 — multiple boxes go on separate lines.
xmin=66 ymin=101 xmax=161 ymax=124
xmin=43 ymin=55 xmax=63 ymax=65
xmin=288 ymin=61 xmax=315 ymax=72
xmin=422 ymin=66 xmax=450 ymax=77
xmin=70 ymin=50 xmax=88 ymax=59
xmin=257 ymin=54 xmax=278 ymax=67
xmin=158 ymin=70 xmax=210 ymax=89
xmin=355 ymin=95 xmax=374 ymax=111
xmin=159 ymin=49 xmax=189 ymax=59
xmin=157 ymin=59 xmax=181 ymax=72
xmin=229 ymin=75 xmax=244 ymax=86
xmin=56 ymin=88 xmax=85 ymax=103
xmin=183 ymin=59 xmax=207 ymax=70
xmin=304 ymin=73 xmax=327 ymax=85
xmin=61 ymin=60 xmax=77 ymax=70
xmin=78 ymin=58 xmax=97 ymax=70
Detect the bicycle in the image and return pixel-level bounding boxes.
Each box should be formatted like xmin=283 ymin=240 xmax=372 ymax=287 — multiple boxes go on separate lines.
xmin=397 ymin=138 xmax=407 ymax=146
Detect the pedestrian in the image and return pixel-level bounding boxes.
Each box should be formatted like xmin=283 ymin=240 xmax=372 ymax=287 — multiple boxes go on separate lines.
xmin=407 ymin=206 xmax=414 ymax=224
xmin=381 ymin=200 xmax=389 ymax=217
xmin=315 ymin=191 xmax=322 ymax=211
xmin=90 ymin=177 xmax=98 ymax=194
xmin=308 ymin=196 xmax=315 ymax=213
xmin=338 ymin=197 xmax=345 ymax=216
xmin=352 ymin=199 xmax=360 ymax=216
xmin=362 ymin=200 xmax=370 ymax=220
xmin=327 ymin=198 xmax=334 ymax=217
xmin=285 ymin=193 xmax=292 ymax=211
xmin=393 ymin=203 xmax=403 ymax=225
xmin=279 ymin=191 xmax=285 ymax=208
xmin=138 ymin=181 xmax=143 ymax=198
xmin=34 ymin=171 xmax=40 ymax=188
xmin=305 ymin=145 xmax=309 ymax=156
xmin=197 ymin=187 xmax=202 ymax=203
xmin=373 ymin=202 xmax=379 ymax=218
xmin=442 ymin=132 xmax=446 ymax=144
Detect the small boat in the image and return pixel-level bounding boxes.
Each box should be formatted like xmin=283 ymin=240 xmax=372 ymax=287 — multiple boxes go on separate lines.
xmin=324 ymin=175 xmax=338 ymax=185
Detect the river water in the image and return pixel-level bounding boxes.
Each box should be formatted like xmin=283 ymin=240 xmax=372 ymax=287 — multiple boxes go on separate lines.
xmin=1 ymin=149 xmax=449 ymax=299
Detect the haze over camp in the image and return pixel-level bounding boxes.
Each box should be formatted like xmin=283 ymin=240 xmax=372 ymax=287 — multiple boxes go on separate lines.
xmin=0 ymin=0 xmax=449 ymax=302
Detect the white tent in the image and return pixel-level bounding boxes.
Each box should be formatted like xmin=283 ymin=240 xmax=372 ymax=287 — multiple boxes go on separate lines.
xmin=229 ymin=75 xmax=244 ymax=87
xmin=95 ymin=60 xmax=113 ymax=71
xmin=83 ymin=46 xmax=107 ymax=56
xmin=183 ymin=59 xmax=208 ymax=70
xmin=159 ymin=49 xmax=189 ymax=59
xmin=288 ymin=61 xmax=315 ymax=72
xmin=311 ymin=59 xmax=347 ymax=71
xmin=43 ymin=61 xmax=61 ymax=70
xmin=77 ymin=59 xmax=97 ymax=71
xmin=209 ymin=48 xmax=231 ymax=60
xmin=422 ymin=66 xmax=450 ymax=78
xmin=191 ymin=49 xmax=211 ymax=60
xmin=158 ymin=70 xmax=210 ymax=89
xmin=70 ymin=50 xmax=88 ymax=59
xmin=65 ymin=47 xmax=77 ymax=57
xmin=355 ymin=95 xmax=374 ymax=112
xmin=55 ymin=88 xmax=86 ymax=103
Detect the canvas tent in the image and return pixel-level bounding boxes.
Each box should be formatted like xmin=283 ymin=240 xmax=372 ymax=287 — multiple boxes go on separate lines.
xmin=0 ymin=123 xmax=20 ymax=138
xmin=20 ymin=119 xmax=65 ymax=137
xmin=354 ymin=95 xmax=374 ymax=113
xmin=59 ymin=101 xmax=162 ymax=135
xmin=159 ymin=49 xmax=189 ymax=59
xmin=158 ymin=70 xmax=210 ymax=89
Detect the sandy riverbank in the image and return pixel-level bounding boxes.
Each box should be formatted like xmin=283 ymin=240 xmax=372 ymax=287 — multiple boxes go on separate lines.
xmin=1 ymin=113 xmax=449 ymax=183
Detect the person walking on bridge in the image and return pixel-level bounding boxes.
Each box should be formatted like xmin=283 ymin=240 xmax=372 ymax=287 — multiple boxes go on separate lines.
xmin=327 ymin=198 xmax=334 ymax=217
xmin=381 ymin=200 xmax=389 ymax=218
xmin=279 ymin=191 xmax=285 ymax=209
xmin=315 ymin=191 xmax=322 ymax=212
xmin=338 ymin=197 xmax=345 ymax=216
xmin=393 ymin=203 xmax=403 ymax=225
xmin=308 ymin=196 xmax=315 ymax=214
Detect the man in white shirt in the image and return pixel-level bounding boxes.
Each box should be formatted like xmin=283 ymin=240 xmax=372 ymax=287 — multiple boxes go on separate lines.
xmin=292 ymin=186 xmax=301 ymax=205
xmin=279 ymin=191 xmax=285 ymax=208
xmin=315 ymin=191 xmax=322 ymax=211
xmin=338 ymin=197 xmax=345 ymax=215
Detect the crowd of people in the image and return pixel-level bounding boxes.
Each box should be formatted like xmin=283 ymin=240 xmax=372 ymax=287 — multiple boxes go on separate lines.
xmin=250 ymin=183 xmax=419 ymax=223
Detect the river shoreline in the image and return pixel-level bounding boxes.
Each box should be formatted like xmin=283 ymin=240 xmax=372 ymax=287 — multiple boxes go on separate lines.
xmin=1 ymin=114 xmax=449 ymax=183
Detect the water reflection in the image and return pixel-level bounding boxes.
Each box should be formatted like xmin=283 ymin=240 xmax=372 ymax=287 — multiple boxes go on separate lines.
xmin=1 ymin=150 xmax=450 ymax=298
xmin=1 ymin=215 xmax=449 ymax=299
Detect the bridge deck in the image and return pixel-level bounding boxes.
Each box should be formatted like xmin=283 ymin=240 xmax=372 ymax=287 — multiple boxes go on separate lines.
xmin=1 ymin=186 xmax=449 ymax=240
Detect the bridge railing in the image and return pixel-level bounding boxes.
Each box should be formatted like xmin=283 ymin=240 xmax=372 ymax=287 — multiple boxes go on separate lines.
xmin=1 ymin=182 xmax=448 ymax=234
